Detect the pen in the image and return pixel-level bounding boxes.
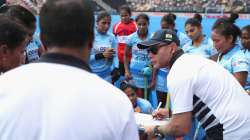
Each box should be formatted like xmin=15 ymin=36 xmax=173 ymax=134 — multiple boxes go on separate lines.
xmin=153 ymin=102 xmax=162 ymax=119
xmin=156 ymin=101 xmax=162 ymax=112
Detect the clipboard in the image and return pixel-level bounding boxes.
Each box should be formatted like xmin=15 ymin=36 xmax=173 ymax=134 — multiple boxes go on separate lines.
xmin=134 ymin=112 xmax=170 ymax=127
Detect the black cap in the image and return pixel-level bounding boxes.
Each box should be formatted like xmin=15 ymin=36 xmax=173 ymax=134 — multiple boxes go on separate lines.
xmin=137 ymin=29 xmax=180 ymax=49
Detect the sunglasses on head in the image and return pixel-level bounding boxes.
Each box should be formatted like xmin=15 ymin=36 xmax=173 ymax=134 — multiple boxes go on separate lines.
xmin=147 ymin=43 xmax=168 ymax=54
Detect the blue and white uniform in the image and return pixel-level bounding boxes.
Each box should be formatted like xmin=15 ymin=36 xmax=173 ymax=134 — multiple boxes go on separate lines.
xmin=176 ymin=29 xmax=190 ymax=48
xmin=126 ymin=32 xmax=152 ymax=88
xmin=156 ymin=68 xmax=168 ymax=93
xmin=241 ymin=49 xmax=250 ymax=90
xmin=25 ymin=34 xmax=43 ymax=63
xmin=217 ymin=44 xmax=249 ymax=75
xmin=136 ymin=98 xmax=153 ymax=114
xmin=89 ymin=30 xmax=116 ymax=82
xmin=182 ymin=37 xmax=216 ymax=58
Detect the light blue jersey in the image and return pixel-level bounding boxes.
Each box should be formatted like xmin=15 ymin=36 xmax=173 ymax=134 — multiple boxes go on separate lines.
xmin=26 ymin=34 xmax=42 ymax=63
xmin=182 ymin=37 xmax=216 ymax=58
xmin=217 ymin=44 xmax=249 ymax=75
xmin=177 ymin=30 xmax=191 ymax=48
xmin=136 ymin=98 xmax=153 ymax=114
xmin=89 ymin=30 xmax=116 ymax=82
xmin=156 ymin=68 xmax=168 ymax=93
xmin=242 ymin=49 xmax=250 ymax=90
xmin=127 ymin=32 xmax=152 ymax=88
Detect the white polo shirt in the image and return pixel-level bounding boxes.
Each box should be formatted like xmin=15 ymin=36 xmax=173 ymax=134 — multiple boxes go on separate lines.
xmin=0 ymin=53 xmax=139 ymax=140
xmin=168 ymin=54 xmax=250 ymax=140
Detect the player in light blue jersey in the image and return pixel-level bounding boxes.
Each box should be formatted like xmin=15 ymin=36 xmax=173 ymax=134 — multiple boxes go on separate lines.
xmin=120 ymin=80 xmax=153 ymax=114
xmin=1 ymin=5 xmax=45 ymax=63
xmin=183 ymin=15 xmax=216 ymax=58
xmin=212 ymin=15 xmax=249 ymax=88
xmin=26 ymin=34 xmax=44 ymax=63
xmin=241 ymin=25 xmax=250 ymax=93
xmin=89 ymin=11 xmax=116 ymax=82
xmin=124 ymin=14 xmax=152 ymax=99
xmin=161 ymin=13 xmax=190 ymax=48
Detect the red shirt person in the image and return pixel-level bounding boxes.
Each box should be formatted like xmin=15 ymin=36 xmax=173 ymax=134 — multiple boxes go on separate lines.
xmin=113 ymin=5 xmax=137 ymax=75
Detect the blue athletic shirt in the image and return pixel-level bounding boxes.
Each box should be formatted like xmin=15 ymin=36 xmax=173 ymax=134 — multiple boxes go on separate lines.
xmin=126 ymin=32 xmax=152 ymax=88
xmin=182 ymin=36 xmax=216 ymax=58
xmin=156 ymin=68 xmax=169 ymax=93
xmin=217 ymin=44 xmax=249 ymax=75
xmin=26 ymin=34 xmax=42 ymax=63
xmin=136 ymin=98 xmax=153 ymax=114
xmin=242 ymin=49 xmax=250 ymax=90
xmin=89 ymin=30 xmax=116 ymax=82
xmin=177 ymin=30 xmax=191 ymax=48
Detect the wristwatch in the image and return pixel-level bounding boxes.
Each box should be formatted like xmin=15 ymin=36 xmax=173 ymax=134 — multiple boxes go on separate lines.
xmin=153 ymin=125 xmax=164 ymax=138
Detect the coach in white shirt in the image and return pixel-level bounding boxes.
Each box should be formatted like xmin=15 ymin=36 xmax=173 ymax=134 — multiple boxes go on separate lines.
xmin=0 ymin=0 xmax=139 ymax=140
xmin=138 ymin=29 xmax=250 ymax=140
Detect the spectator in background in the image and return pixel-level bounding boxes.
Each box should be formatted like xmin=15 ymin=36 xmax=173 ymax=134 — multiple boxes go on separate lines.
xmin=1 ymin=5 xmax=45 ymax=63
xmin=113 ymin=5 xmax=137 ymax=79
xmin=89 ymin=11 xmax=116 ymax=83
xmin=0 ymin=14 xmax=28 ymax=74
xmin=211 ymin=14 xmax=249 ymax=87
xmin=240 ymin=25 xmax=250 ymax=94
xmin=120 ymin=80 xmax=153 ymax=114
xmin=0 ymin=0 xmax=139 ymax=139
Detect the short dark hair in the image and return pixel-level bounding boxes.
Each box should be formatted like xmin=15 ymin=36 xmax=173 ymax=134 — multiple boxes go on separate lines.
xmin=0 ymin=14 xmax=27 ymax=50
xmin=1 ymin=5 xmax=36 ymax=29
xmin=119 ymin=5 xmax=131 ymax=16
xmin=40 ymin=0 xmax=94 ymax=48
xmin=96 ymin=11 xmax=111 ymax=23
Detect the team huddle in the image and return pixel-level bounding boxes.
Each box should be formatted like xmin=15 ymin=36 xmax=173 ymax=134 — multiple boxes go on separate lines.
xmin=0 ymin=0 xmax=250 ymax=140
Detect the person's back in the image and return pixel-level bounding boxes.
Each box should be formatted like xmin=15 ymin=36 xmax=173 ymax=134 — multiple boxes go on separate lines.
xmin=168 ymin=54 xmax=250 ymax=139
xmin=0 ymin=0 xmax=139 ymax=139
xmin=0 ymin=62 xmax=138 ymax=140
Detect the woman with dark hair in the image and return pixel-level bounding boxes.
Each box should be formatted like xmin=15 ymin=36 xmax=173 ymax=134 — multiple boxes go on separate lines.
xmin=1 ymin=5 xmax=45 ymax=63
xmin=160 ymin=13 xmax=190 ymax=48
xmin=212 ymin=14 xmax=249 ymax=87
xmin=0 ymin=14 xmax=28 ymax=73
xmin=124 ymin=13 xmax=152 ymax=99
xmin=112 ymin=5 xmax=137 ymax=76
xmin=120 ymin=80 xmax=153 ymax=114
xmin=89 ymin=11 xmax=116 ymax=83
xmin=183 ymin=14 xmax=216 ymax=58
xmin=240 ymin=25 xmax=250 ymax=94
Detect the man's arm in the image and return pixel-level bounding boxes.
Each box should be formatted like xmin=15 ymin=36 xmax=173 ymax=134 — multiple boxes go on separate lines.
xmin=146 ymin=111 xmax=192 ymax=138
xmin=159 ymin=111 xmax=192 ymax=137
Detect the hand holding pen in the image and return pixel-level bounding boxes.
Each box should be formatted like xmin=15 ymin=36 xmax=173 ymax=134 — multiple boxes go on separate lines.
xmin=152 ymin=102 xmax=170 ymax=120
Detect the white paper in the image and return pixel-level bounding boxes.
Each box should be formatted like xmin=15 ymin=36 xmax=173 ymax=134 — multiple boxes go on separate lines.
xmin=134 ymin=112 xmax=170 ymax=127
